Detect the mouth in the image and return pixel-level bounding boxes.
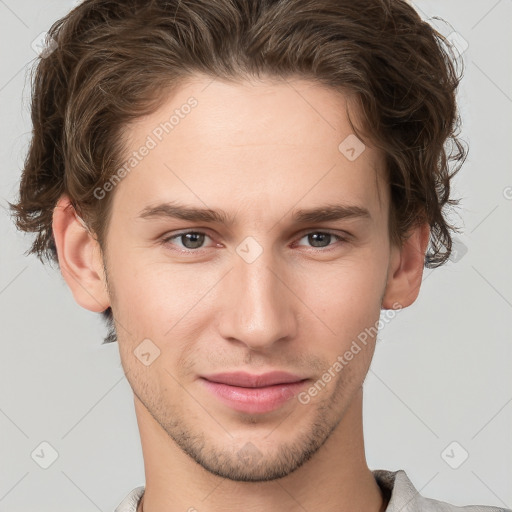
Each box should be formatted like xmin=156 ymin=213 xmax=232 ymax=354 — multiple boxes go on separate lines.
xmin=199 ymin=372 xmax=310 ymax=414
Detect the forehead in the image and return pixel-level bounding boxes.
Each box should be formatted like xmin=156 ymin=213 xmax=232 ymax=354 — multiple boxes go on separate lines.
xmin=126 ymin=74 xmax=365 ymax=151
xmin=114 ymin=74 xmax=387 ymax=222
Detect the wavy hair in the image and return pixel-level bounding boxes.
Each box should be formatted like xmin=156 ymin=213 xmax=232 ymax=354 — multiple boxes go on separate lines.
xmin=9 ymin=0 xmax=467 ymax=344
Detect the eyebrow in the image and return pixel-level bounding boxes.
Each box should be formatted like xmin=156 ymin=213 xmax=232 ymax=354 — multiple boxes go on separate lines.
xmin=137 ymin=201 xmax=372 ymax=225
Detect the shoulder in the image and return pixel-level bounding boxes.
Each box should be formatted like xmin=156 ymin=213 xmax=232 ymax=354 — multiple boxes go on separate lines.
xmin=372 ymin=469 xmax=510 ymax=512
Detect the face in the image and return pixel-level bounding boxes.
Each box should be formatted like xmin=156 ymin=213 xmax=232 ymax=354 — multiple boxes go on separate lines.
xmin=101 ymin=74 xmax=396 ymax=482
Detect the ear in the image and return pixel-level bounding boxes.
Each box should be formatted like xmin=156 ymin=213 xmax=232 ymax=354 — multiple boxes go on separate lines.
xmin=381 ymin=222 xmax=430 ymax=309
xmin=52 ymin=194 xmax=110 ymax=312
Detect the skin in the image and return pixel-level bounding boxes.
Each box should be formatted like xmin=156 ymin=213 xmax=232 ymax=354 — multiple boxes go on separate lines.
xmin=52 ymin=74 xmax=429 ymax=512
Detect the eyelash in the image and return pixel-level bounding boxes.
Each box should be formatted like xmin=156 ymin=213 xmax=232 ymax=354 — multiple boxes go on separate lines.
xmin=160 ymin=229 xmax=350 ymax=255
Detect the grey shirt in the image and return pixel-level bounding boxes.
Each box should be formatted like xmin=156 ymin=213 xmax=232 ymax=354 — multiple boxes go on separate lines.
xmin=114 ymin=469 xmax=510 ymax=512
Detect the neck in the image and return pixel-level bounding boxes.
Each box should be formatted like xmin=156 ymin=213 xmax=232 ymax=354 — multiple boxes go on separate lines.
xmin=134 ymin=387 xmax=387 ymax=512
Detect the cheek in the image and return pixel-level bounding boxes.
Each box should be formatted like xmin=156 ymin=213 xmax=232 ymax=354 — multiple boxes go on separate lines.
xmin=116 ymin=270 xmax=185 ymax=333
xmin=299 ymin=256 xmax=387 ymax=351
xmin=108 ymin=249 xmax=220 ymax=349
xmin=110 ymin=260 xmax=205 ymax=386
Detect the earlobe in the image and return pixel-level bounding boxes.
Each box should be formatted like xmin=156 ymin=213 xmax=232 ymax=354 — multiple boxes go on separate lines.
xmin=52 ymin=194 xmax=110 ymax=313
xmin=381 ymin=222 xmax=430 ymax=309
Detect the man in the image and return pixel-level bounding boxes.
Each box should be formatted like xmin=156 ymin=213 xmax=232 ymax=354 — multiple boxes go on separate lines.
xmin=9 ymin=0 xmax=509 ymax=511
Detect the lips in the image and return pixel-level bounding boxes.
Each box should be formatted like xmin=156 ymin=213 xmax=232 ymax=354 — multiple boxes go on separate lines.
xmin=200 ymin=371 xmax=307 ymax=388
xmin=199 ymin=371 xmax=310 ymax=414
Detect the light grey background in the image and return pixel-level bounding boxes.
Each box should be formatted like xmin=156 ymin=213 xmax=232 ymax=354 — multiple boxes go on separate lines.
xmin=1 ymin=0 xmax=511 ymax=510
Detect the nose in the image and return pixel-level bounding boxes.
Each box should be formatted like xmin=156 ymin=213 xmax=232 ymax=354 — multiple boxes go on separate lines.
xmin=215 ymin=246 xmax=298 ymax=351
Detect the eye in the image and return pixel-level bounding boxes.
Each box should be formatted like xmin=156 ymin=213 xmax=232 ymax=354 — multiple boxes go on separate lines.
xmin=294 ymin=231 xmax=348 ymax=250
xmin=162 ymin=231 xmax=214 ymax=251
xmin=160 ymin=229 xmax=349 ymax=254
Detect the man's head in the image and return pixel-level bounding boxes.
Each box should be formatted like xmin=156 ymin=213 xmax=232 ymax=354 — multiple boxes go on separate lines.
xmin=9 ymin=0 xmax=464 ymax=484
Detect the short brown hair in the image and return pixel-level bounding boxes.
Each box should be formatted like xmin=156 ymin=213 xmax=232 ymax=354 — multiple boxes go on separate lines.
xmin=9 ymin=0 xmax=467 ymax=343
